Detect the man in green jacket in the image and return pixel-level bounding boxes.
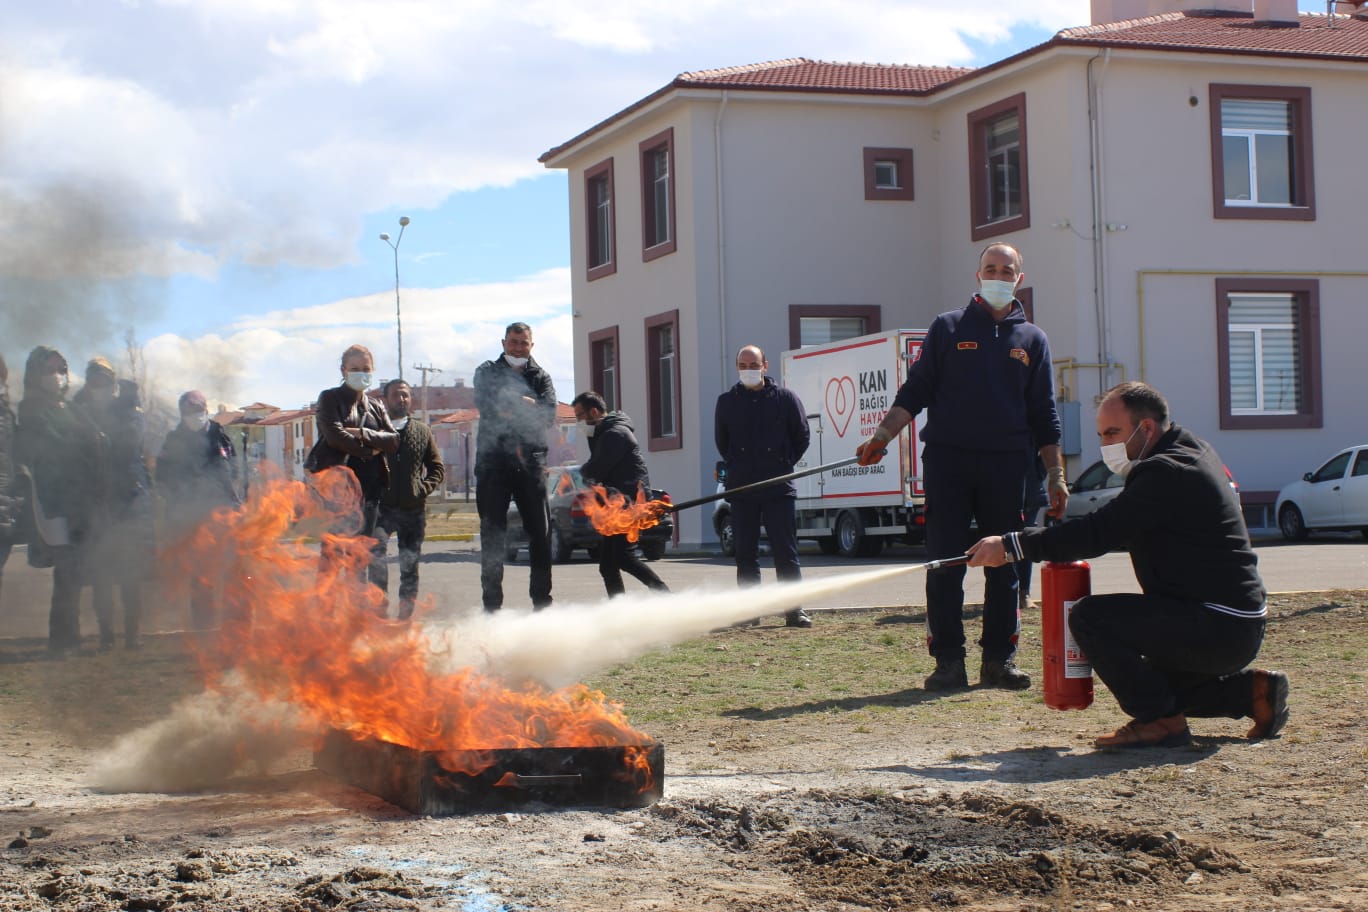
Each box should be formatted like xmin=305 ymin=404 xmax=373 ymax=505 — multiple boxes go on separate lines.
xmin=371 ymin=379 xmax=445 ymax=619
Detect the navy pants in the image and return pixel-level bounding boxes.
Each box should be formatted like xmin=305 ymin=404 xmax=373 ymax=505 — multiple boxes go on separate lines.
xmin=924 ymin=444 xmax=1027 ymax=663
xmin=731 ymin=495 xmax=801 ymax=586
xmin=476 ymin=459 xmax=552 ymax=610
xmin=371 ymin=505 xmax=427 ymax=616
xmin=1070 ymin=592 xmax=1265 ymax=723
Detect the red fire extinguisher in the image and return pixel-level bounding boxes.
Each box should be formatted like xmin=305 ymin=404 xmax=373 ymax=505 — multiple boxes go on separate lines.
xmin=1040 ymin=561 xmax=1094 ymax=711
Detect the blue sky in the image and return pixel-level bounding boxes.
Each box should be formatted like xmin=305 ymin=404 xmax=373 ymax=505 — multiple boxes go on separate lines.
xmin=0 ymin=1 xmax=1327 ymax=410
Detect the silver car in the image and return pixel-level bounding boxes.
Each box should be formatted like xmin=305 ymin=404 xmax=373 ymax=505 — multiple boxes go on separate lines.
xmin=1274 ymin=444 xmax=1368 ymax=541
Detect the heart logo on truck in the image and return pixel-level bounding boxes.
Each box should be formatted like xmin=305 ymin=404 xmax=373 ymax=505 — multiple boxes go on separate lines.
xmin=824 ymin=376 xmax=856 ymax=437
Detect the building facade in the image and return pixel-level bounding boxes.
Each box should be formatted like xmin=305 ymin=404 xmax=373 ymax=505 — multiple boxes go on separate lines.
xmin=542 ymin=2 xmax=1368 ymax=546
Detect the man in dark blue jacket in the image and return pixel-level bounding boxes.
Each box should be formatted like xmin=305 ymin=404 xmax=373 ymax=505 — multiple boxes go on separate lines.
xmin=856 ymin=244 xmax=1069 ymax=689
xmin=715 ymin=345 xmax=812 ymax=628
xmin=474 ymin=322 xmax=557 ymax=612
xmin=968 ymin=382 xmax=1286 ymax=749
xmin=573 ymin=391 xmax=668 ymax=598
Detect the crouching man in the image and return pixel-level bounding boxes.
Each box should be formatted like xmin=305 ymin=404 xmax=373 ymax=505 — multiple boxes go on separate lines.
xmin=967 ymin=381 xmax=1288 ymax=749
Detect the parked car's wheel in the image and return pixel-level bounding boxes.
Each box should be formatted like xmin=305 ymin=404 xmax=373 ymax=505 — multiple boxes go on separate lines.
xmin=505 ymin=545 xmax=519 ymax=562
xmin=715 ymin=509 xmax=736 ymax=557
xmin=550 ymin=522 xmax=574 ymax=562
xmin=640 ymin=540 xmax=665 ymax=561
xmin=1278 ymin=503 xmax=1308 ymax=542
xmin=835 ymin=510 xmax=865 ymax=558
xmin=857 ymin=534 xmax=884 ymax=557
xmin=817 ymin=536 xmax=839 ymax=555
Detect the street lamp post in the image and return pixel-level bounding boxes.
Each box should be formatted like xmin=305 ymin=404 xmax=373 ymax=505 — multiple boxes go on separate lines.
xmin=379 ymin=216 xmax=411 ymax=381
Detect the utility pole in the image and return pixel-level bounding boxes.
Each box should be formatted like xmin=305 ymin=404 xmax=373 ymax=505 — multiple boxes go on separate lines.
xmin=412 ymin=363 xmax=443 ymax=427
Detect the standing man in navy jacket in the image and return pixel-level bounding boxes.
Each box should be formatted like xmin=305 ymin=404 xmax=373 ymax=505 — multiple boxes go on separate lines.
xmin=855 ymin=244 xmax=1069 ymax=689
xmin=715 ymin=344 xmax=812 ymax=628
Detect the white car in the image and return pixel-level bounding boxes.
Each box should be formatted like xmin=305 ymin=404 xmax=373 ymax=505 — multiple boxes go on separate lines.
xmin=1274 ymin=444 xmax=1368 ymax=541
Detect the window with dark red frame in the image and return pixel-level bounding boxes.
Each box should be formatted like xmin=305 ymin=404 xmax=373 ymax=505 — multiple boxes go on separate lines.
xmin=644 ymin=310 xmax=682 ymax=450
xmin=788 ymin=305 xmax=882 ymax=349
xmin=1209 ymin=84 xmax=1315 ymax=221
xmin=639 ymin=128 xmax=676 ymax=261
xmin=863 ymin=147 xmax=914 ymax=202
xmin=967 ymin=93 xmax=1030 ymax=241
xmin=584 ymin=158 xmax=616 ymax=280
xmin=588 ymin=326 xmax=620 ymax=411
xmin=1215 ymin=277 xmax=1321 ymax=429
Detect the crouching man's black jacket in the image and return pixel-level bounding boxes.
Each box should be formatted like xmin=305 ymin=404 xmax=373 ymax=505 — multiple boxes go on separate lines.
xmin=1010 ymin=424 xmax=1265 ymax=616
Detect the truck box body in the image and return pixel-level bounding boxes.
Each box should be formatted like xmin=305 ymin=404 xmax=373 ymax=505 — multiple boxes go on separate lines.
xmin=780 ymin=329 xmax=928 ymax=555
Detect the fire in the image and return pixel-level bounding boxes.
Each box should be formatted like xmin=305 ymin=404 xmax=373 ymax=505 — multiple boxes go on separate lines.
xmin=580 ymin=485 xmax=670 ymax=542
xmin=165 ymin=464 xmax=655 ymax=785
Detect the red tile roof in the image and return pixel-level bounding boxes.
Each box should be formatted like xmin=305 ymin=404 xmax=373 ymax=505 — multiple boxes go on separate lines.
xmin=1057 ymin=12 xmax=1368 ymax=60
xmin=676 ymin=58 xmax=973 ymax=94
xmin=257 ymin=408 xmax=315 ymax=426
xmin=542 ymin=12 xmax=1367 ymax=163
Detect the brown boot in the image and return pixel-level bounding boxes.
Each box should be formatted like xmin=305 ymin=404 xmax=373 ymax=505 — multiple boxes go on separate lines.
xmin=1246 ymin=669 xmax=1290 ymax=739
xmin=1093 ymin=714 xmax=1190 ymax=749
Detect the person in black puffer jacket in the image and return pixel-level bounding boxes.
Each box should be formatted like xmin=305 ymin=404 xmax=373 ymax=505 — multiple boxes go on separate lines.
xmin=573 ymin=391 xmax=668 ymax=598
xmin=0 ymin=355 xmax=19 ymax=607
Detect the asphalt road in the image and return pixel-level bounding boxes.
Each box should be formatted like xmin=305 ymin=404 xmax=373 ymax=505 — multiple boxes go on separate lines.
xmin=1 ymin=535 xmax=1364 ymax=640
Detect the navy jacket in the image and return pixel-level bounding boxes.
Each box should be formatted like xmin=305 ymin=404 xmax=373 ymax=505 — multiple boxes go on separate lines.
xmin=893 ymin=298 xmax=1060 ymax=453
xmin=714 ymin=377 xmax=810 ymax=499
xmin=473 ymin=354 xmax=557 ymax=466
xmin=580 ymin=411 xmax=650 ymax=498
xmin=1016 ymin=424 xmax=1265 ymax=615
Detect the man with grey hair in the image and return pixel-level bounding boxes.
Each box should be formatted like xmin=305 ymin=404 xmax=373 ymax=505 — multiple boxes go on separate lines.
xmin=473 ymin=322 xmax=557 ymax=612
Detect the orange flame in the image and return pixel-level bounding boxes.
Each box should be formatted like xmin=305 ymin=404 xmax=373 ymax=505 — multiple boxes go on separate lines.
xmin=166 ymin=464 xmax=655 ymax=784
xmin=580 ymin=485 xmax=670 ymax=543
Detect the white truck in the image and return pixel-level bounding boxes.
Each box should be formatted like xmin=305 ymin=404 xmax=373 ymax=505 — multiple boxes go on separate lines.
xmin=712 ymin=329 xmax=929 ymax=558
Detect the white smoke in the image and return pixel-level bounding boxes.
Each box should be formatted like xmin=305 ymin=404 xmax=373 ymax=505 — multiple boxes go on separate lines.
xmin=426 ymin=567 xmax=915 ymax=688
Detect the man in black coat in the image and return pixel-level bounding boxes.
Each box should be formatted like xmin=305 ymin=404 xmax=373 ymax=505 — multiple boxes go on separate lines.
xmin=714 ymin=344 xmax=812 ymax=628
xmin=573 ymin=391 xmax=668 ymax=598
xmin=156 ymin=390 xmax=241 ymax=629
xmin=371 ymin=379 xmax=444 ymax=619
xmin=968 ymin=381 xmax=1288 ymax=749
xmin=473 ymin=322 xmax=557 ymax=611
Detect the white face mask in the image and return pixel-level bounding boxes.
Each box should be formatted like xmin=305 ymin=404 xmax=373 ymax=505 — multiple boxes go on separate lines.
xmin=978 ymin=279 xmax=1018 ymax=311
xmin=738 ymin=370 xmax=765 ymax=389
xmin=392 ymin=417 xmax=409 ymax=431
xmin=576 ymin=420 xmax=593 ymax=434
xmin=345 ymin=371 xmax=372 ymax=391
xmin=1100 ymin=424 xmax=1144 ymax=477
xmin=504 ymin=355 xmax=529 ymax=369
xmin=183 ymin=412 xmax=210 ymax=431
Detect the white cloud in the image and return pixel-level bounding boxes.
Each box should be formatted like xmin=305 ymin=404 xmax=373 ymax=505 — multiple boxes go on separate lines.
xmin=0 ymin=1 xmax=1091 ymax=280
xmin=142 ymin=268 xmax=574 ymax=410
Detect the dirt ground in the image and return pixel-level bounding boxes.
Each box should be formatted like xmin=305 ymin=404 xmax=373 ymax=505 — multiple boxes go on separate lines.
xmin=1 ymin=588 xmax=1365 ymax=912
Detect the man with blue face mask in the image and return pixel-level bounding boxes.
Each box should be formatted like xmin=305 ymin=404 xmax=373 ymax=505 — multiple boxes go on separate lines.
xmin=966 ymin=382 xmax=1286 ymax=749
xmin=855 ymin=243 xmax=1068 ymax=691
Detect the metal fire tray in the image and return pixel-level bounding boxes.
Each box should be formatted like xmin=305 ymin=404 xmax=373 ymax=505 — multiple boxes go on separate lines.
xmin=315 ymin=729 xmax=664 ymax=815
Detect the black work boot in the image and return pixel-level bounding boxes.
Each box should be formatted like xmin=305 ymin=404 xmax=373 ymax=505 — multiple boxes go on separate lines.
xmin=924 ymin=657 xmax=968 ymax=691
xmin=980 ymin=658 xmax=1032 ymax=690
xmin=785 ymin=609 xmax=813 ymax=628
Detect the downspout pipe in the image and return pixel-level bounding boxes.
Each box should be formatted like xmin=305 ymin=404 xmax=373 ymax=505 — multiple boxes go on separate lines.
xmin=714 ymin=90 xmax=730 ymax=389
xmin=1086 ymin=51 xmax=1112 ymax=397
